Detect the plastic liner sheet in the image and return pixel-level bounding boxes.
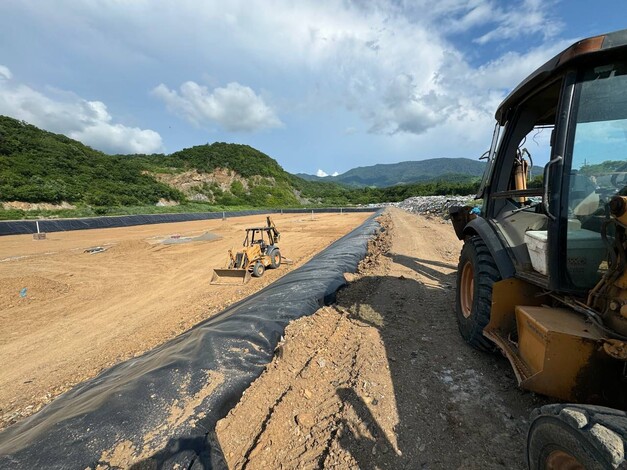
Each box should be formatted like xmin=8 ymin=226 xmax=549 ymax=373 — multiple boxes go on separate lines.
xmin=0 ymin=211 xmax=382 ymax=470
xmin=0 ymin=207 xmax=377 ymax=236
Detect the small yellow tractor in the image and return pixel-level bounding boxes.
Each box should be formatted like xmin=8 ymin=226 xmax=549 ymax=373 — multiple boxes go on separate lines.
xmin=210 ymin=217 xmax=283 ymax=285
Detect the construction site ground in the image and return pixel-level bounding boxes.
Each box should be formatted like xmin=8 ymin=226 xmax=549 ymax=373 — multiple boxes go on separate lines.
xmin=215 ymin=207 xmax=549 ymax=469
xmin=0 ymin=211 xmax=371 ymax=430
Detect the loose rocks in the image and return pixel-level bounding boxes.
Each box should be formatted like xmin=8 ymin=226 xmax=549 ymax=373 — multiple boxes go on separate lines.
xmin=391 ymin=195 xmax=475 ymax=218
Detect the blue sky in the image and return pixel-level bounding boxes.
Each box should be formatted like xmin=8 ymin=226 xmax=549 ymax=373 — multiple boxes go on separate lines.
xmin=0 ymin=1 xmax=625 ymax=176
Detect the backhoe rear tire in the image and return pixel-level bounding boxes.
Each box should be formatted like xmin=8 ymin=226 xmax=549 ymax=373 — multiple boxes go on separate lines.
xmin=455 ymin=236 xmax=500 ymax=352
xmin=527 ymin=404 xmax=627 ymax=470
xmin=270 ymin=249 xmax=281 ymax=269
xmin=252 ymin=262 xmax=265 ymax=278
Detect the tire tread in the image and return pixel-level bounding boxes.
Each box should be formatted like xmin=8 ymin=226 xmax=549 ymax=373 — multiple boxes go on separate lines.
xmin=455 ymin=236 xmax=501 ymax=352
xmin=528 ymin=403 xmax=627 ymax=469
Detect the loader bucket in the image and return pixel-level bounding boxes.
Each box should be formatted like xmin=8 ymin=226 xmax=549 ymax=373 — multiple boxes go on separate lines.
xmin=210 ymin=269 xmax=251 ymax=285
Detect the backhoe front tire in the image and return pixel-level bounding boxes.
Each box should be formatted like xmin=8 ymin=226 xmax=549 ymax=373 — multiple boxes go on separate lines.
xmin=527 ymin=404 xmax=627 ymax=470
xmin=252 ymin=262 xmax=265 ymax=278
xmin=455 ymin=236 xmax=500 ymax=352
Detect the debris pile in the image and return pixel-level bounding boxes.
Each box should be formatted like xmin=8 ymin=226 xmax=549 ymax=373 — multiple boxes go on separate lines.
xmin=393 ymin=195 xmax=475 ymax=217
xmin=357 ymin=213 xmax=392 ymax=273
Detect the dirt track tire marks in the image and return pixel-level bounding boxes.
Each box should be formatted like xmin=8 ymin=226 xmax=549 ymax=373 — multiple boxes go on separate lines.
xmin=217 ymin=209 xmax=551 ymax=469
xmin=217 ymin=308 xmax=367 ymax=469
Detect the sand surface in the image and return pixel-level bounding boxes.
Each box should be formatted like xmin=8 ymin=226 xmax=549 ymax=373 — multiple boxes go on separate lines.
xmin=0 ymin=211 xmax=371 ymax=429
xmin=216 ymin=208 xmax=549 ymax=469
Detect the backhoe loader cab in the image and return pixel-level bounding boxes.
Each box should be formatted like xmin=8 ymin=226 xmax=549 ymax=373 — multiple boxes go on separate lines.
xmin=450 ymin=30 xmax=627 ymax=469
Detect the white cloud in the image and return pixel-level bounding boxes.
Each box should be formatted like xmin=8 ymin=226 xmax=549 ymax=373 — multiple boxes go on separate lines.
xmin=468 ymin=40 xmax=573 ymax=91
xmin=473 ymin=0 xmax=561 ymax=45
xmin=404 ymin=0 xmax=562 ymax=44
xmin=0 ymin=65 xmax=12 ymax=80
xmin=0 ymin=65 xmax=163 ymax=154
xmin=440 ymin=0 xmax=498 ymax=33
xmin=153 ymin=81 xmax=282 ymax=132
xmin=0 ymin=0 xmax=568 ymax=165
xmin=70 ymin=120 xmax=164 ymax=155
xmin=315 ymin=169 xmax=339 ymax=177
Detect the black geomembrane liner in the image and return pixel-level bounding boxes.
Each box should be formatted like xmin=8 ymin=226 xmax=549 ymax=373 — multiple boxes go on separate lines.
xmin=0 ymin=211 xmax=381 ymax=469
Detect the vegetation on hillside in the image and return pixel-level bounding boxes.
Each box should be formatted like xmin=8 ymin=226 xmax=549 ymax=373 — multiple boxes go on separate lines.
xmin=135 ymin=143 xmax=288 ymax=180
xmin=579 ymin=160 xmax=626 ymax=176
xmin=131 ymin=143 xmax=300 ymax=207
xmin=0 ymin=115 xmax=481 ymax=220
xmin=0 ymin=117 xmax=182 ymax=207
xmin=298 ymin=158 xmax=487 ymax=187
xmin=293 ymin=177 xmax=479 ymax=206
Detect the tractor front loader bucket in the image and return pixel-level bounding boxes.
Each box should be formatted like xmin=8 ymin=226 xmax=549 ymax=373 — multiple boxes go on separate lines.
xmin=210 ymin=268 xmax=251 ymax=285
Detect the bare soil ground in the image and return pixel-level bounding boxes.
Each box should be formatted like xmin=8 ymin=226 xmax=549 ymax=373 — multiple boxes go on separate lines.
xmin=216 ymin=207 xmax=549 ymax=469
xmin=0 ymin=211 xmax=371 ymax=430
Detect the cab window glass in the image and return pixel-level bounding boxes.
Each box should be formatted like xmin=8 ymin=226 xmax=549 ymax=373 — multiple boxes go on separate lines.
xmin=566 ymin=62 xmax=627 ymax=289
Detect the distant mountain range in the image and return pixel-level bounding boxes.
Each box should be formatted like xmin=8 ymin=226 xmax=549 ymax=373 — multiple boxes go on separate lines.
xmin=295 ymin=158 xmax=487 ymax=187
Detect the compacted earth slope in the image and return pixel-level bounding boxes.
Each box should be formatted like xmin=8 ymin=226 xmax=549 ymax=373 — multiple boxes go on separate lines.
xmin=216 ymin=207 xmax=549 ymax=469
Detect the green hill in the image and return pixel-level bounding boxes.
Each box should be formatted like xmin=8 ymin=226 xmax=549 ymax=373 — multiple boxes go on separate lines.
xmin=0 ymin=115 xmax=482 ymax=220
xmin=0 ymin=116 xmax=302 ymax=215
xmin=296 ymin=158 xmax=487 ymax=187
xmin=0 ymin=116 xmax=182 ymax=207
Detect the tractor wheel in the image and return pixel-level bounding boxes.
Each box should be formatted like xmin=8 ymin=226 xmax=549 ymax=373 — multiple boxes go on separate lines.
xmin=527 ymin=404 xmax=627 ymax=470
xmin=252 ymin=262 xmax=265 ymax=278
xmin=455 ymin=236 xmax=500 ymax=352
xmin=270 ymin=249 xmax=282 ymax=269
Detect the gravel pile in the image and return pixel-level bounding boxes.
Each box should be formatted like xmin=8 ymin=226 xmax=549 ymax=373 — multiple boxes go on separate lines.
xmin=392 ymin=195 xmax=475 ymax=217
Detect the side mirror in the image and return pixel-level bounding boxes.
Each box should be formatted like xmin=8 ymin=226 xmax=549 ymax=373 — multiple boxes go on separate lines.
xmin=449 ymin=206 xmax=478 ymax=240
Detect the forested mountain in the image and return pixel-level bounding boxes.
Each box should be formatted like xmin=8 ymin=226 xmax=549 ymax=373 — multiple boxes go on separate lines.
xmin=0 ymin=115 xmax=481 ymax=219
xmin=296 ymin=158 xmax=487 ymax=187
xmin=0 ymin=116 xmax=182 ymax=207
xmin=0 ymin=116 xmax=301 ymax=209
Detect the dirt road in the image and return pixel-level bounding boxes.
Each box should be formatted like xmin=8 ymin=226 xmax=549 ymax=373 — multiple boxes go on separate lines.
xmin=216 ymin=207 xmax=548 ymax=469
xmin=0 ymin=212 xmax=371 ymax=430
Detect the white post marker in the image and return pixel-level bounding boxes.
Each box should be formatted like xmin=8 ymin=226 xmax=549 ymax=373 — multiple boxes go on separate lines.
xmin=36 ymin=220 xmax=40 ymax=234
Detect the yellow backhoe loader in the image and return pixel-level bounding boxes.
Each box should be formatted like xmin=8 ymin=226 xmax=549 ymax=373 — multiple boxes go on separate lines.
xmin=210 ymin=216 xmax=284 ymax=285
xmin=450 ymin=30 xmax=627 ymax=469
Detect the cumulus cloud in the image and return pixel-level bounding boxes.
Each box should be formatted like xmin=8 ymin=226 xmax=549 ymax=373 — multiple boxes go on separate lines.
xmin=0 ymin=0 xmax=567 ymax=162
xmin=473 ymin=0 xmax=562 ymax=45
xmin=0 ymin=65 xmax=163 ymax=154
xmin=315 ymin=169 xmax=339 ymax=177
xmin=153 ymin=81 xmax=282 ymax=132
xmin=401 ymin=0 xmax=561 ymax=44
xmin=467 ymin=40 xmax=573 ymax=90
xmin=0 ymin=65 xmax=12 ymax=80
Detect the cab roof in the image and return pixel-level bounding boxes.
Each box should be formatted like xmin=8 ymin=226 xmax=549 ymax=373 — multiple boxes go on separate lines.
xmin=495 ymin=29 xmax=627 ymax=125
